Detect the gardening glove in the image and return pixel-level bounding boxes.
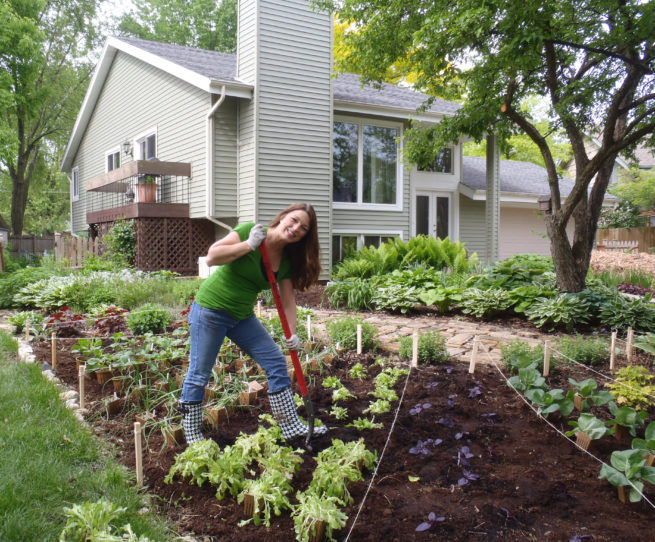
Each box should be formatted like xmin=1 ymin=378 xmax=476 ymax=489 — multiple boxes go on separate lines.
xmin=283 ymin=334 xmax=302 ymax=352
xmin=247 ymin=224 xmax=267 ymax=251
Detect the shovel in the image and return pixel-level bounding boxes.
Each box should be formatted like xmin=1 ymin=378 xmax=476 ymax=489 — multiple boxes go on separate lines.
xmin=259 ymin=239 xmax=316 ymax=448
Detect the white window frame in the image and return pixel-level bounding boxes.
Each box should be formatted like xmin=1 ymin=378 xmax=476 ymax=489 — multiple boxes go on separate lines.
xmin=417 ymin=146 xmax=455 ymax=174
xmin=332 ymin=229 xmax=404 ymax=263
xmin=410 ymin=190 xmax=460 ymax=241
xmin=105 ymin=146 xmax=121 ymax=172
xmin=332 ymin=115 xmax=403 ymax=212
xmin=71 ymin=167 xmax=79 ymax=202
xmin=134 ymin=127 xmax=158 ymax=160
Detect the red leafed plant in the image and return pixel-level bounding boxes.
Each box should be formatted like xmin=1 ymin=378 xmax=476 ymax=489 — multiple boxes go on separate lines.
xmin=180 ymin=297 xmax=194 ymax=317
xmin=93 ymin=306 xmax=128 ymax=334
xmin=46 ymin=307 xmax=86 ymax=337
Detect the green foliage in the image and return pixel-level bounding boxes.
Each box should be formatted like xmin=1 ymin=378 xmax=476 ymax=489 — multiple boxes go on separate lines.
xmin=501 ymin=339 xmax=543 ymax=374
xmin=525 ymin=388 xmax=575 ymax=417
xmin=598 ymin=200 xmax=647 ymax=228
xmin=469 ymin=254 xmax=554 ymax=290
xmin=634 ymin=333 xmax=655 ymax=356
xmin=0 ymin=266 xmax=60 ymax=308
xmin=524 ymin=293 xmax=591 ymax=331
xmin=326 ymin=316 xmax=378 ymax=351
xmin=565 ymin=413 xmax=610 ymax=440
xmin=607 ymin=403 xmax=649 ymax=437
xmin=507 ymin=284 xmax=558 ymax=314
xmin=599 ymin=449 xmax=655 ymax=503
xmin=7 ymin=310 xmax=43 ymax=334
xmin=608 ymin=366 xmax=655 ymax=411
xmin=102 ymin=219 xmax=136 ymax=266
xmin=508 ymin=367 xmax=546 ymax=392
xmin=554 ymin=335 xmax=609 ymax=366
xmin=398 ymin=330 xmax=449 ymax=365
xmin=417 ymin=285 xmax=464 ymax=313
xmin=117 ymin=0 xmax=237 ymax=53
xmin=458 ymin=287 xmax=513 ymax=319
xmin=608 ymin=167 xmax=655 ymax=215
xmin=59 ymin=498 xmax=139 ymax=542
xmin=567 ymin=378 xmax=614 ymax=410
xmin=632 ymin=421 xmax=655 ymax=455
xmin=0 ymin=330 xmax=18 ymax=354
xmin=371 ymin=283 xmax=420 ymax=313
xmin=127 ymin=303 xmax=172 ymax=335
xmin=325 ymin=278 xmax=374 ymax=311
xmin=598 ymin=293 xmax=655 ymax=332
xmin=332 ymin=235 xmax=476 ymax=280
xmin=292 ymin=492 xmax=348 ymax=542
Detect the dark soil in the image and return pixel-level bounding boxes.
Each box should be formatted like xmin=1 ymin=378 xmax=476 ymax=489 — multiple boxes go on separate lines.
xmin=32 ymin=320 xmax=655 ymax=542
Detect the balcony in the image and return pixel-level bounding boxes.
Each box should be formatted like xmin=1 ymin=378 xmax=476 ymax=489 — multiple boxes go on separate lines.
xmin=85 ymin=160 xmax=191 ymax=224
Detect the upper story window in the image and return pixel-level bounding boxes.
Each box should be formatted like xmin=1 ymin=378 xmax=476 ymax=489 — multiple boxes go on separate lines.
xmin=333 ymin=118 xmax=401 ymax=209
xmin=71 ymin=167 xmax=79 ymax=202
xmin=105 ymin=148 xmax=120 ymax=172
xmin=418 ymin=147 xmax=453 ymax=173
xmin=136 ymin=131 xmax=157 ymax=160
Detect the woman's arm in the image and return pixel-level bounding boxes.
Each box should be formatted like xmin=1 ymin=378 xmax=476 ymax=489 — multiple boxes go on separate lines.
xmin=205 ymin=231 xmax=252 ymax=266
xmin=279 ymin=278 xmax=297 ymax=334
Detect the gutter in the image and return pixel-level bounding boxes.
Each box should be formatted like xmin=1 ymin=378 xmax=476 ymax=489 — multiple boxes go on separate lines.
xmin=205 ymin=85 xmax=232 ymax=231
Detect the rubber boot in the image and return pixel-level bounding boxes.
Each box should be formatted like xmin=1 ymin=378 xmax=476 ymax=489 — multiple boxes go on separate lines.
xmin=177 ymin=401 xmax=204 ymax=444
xmin=268 ymin=387 xmax=327 ymax=441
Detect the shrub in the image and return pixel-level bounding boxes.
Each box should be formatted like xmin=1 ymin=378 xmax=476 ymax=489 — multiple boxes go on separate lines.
xmin=127 ymin=303 xmax=172 ymax=335
xmin=458 ymin=288 xmax=513 ymax=319
xmin=398 ymin=330 xmax=449 ymax=365
xmin=0 ymin=267 xmax=61 ymax=308
xmin=524 ymin=293 xmax=590 ymax=330
xmin=501 ymin=339 xmax=543 ymax=374
xmin=468 ymin=254 xmax=553 ymax=290
xmin=102 ymin=219 xmax=136 ymax=266
xmin=7 ymin=311 xmax=44 ymax=334
xmin=326 ymin=316 xmax=378 ymax=351
xmin=554 ymin=335 xmax=609 ymax=366
xmin=326 ymin=279 xmax=374 ymax=311
xmin=598 ymin=293 xmax=655 ymax=333
xmin=608 ymin=366 xmax=655 ymax=411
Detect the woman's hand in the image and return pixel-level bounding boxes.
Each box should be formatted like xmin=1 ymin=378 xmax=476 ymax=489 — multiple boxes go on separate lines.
xmin=247 ymin=224 xmax=267 ymax=251
xmin=282 ymin=334 xmax=302 ymax=351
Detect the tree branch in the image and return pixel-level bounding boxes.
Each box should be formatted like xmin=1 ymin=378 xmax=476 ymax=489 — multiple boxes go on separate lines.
xmin=550 ymin=38 xmax=653 ymax=74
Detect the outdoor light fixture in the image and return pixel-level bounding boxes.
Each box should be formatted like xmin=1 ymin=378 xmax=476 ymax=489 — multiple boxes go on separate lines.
xmin=122 ymin=140 xmax=133 ymax=157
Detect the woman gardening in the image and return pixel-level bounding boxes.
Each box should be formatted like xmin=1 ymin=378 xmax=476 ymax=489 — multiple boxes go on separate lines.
xmin=178 ymin=203 xmax=328 ymax=444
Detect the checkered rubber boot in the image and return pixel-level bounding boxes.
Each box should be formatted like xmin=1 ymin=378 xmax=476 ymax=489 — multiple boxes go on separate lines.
xmin=177 ymin=401 xmax=204 ymax=444
xmin=268 ymin=387 xmax=327 ymax=441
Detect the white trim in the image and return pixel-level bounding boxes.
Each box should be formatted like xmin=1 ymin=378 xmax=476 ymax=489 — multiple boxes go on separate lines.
xmin=134 ymin=128 xmax=158 ymax=160
xmin=332 ymin=228 xmax=404 ymax=238
xmin=334 ymin=100 xmax=449 ymax=122
xmin=71 ymin=167 xmax=80 ymax=202
xmin=411 ymin=190 xmax=457 ymax=240
xmin=333 ymin=115 xmax=404 ymax=211
xmin=104 ymin=146 xmax=121 ymax=172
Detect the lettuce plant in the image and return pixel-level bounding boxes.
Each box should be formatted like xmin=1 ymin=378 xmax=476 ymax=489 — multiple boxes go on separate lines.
xmin=565 ymin=413 xmax=609 ymax=440
xmin=525 ymin=388 xmax=575 ymax=417
xmin=567 ymin=378 xmax=614 ymax=410
xmin=607 ymin=403 xmax=648 ymax=438
xmin=599 ymin=449 xmax=655 ymax=502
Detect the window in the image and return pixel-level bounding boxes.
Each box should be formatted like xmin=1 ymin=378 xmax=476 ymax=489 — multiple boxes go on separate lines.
xmin=136 ymin=132 xmax=157 ymax=160
xmin=333 ymin=118 xmax=401 ymax=208
xmin=332 ymin=234 xmax=398 ymax=265
xmin=105 ymin=149 xmax=120 ymax=172
xmin=418 ymin=147 xmax=453 ymax=173
xmin=71 ymin=167 xmax=79 ymax=202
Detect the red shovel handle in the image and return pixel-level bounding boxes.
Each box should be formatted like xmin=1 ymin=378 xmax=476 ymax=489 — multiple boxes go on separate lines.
xmin=259 ymin=240 xmax=309 ymax=397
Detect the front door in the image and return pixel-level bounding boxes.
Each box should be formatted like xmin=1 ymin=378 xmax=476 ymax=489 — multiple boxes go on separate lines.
xmin=415 ymin=192 xmax=450 ymax=239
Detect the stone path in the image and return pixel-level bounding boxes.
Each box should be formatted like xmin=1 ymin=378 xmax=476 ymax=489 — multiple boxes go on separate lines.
xmin=264 ymin=307 xmax=553 ymax=365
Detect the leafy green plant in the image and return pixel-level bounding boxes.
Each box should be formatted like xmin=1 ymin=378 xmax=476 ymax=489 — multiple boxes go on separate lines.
xmin=292 ymin=492 xmax=348 ymax=542
xmin=363 ymin=399 xmax=391 ymax=415
xmin=71 ymin=337 xmax=104 ymax=359
xmin=608 ymin=366 xmax=655 ymax=410
xmin=326 ymin=316 xmax=378 ymax=351
xmin=468 ymin=254 xmax=554 ymax=290
xmin=398 ymin=330 xmax=449 ymax=365
xmin=565 ymin=413 xmax=610 ymax=440
xmin=102 ymin=219 xmax=136 ymax=266
xmin=325 ymin=278 xmax=375 ymax=311
xmin=554 ymin=335 xmax=609 ymax=366
xmin=0 ymin=266 xmax=59 ymax=309
xmin=501 ymin=339 xmax=543 ymax=374
xmin=607 ymin=403 xmax=649 ymax=437
xmin=164 ymin=439 xmax=221 ymax=487
xmin=525 ymin=387 xmax=575 ymax=417
xmin=346 ymin=417 xmax=383 ymax=430
xmin=634 ymin=333 xmax=655 ymax=356
xmin=127 ymin=303 xmax=172 ymax=335
xmin=348 ymin=362 xmax=367 ymax=379
xmin=632 ymin=421 xmax=655 ymax=457
xmin=567 ymin=378 xmax=614 ymax=410
xmin=329 ymin=406 xmax=348 ymax=420
xmin=372 ymin=283 xmax=420 ymax=313
xmin=332 ymin=385 xmax=356 ymax=403
xmin=458 ymin=287 xmax=513 ymax=319
xmin=7 ymin=310 xmax=43 ymax=334
xmin=417 ymin=285 xmax=463 ymax=312
xmin=599 ymin=449 xmax=655 ymax=502
xmin=508 ymin=367 xmax=546 ymax=392
xmin=507 ymin=284 xmax=557 ymax=314
xmin=599 ymin=293 xmax=655 ymax=332
xmin=524 ymin=293 xmax=590 ymax=330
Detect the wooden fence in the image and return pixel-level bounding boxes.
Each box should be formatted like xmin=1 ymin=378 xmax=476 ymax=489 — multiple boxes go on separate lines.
xmin=597 ymin=226 xmax=655 ymax=253
xmin=7 ymin=234 xmax=55 ymax=256
xmin=54 ymin=233 xmax=101 ymax=267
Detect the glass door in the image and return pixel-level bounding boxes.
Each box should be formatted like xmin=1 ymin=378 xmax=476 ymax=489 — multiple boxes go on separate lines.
xmin=415 ymin=192 xmax=450 ymax=239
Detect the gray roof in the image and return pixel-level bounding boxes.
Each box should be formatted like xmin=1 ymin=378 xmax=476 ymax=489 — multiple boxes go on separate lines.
xmin=114 ymin=36 xmax=460 ymax=116
xmin=634 ymin=143 xmax=655 ymax=168
xmin=462 ymin=156 xmax=577 ymax=196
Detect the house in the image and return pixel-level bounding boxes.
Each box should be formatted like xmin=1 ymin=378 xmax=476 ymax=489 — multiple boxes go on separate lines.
xmin=61 ymin=0 xmax=583 ymax=276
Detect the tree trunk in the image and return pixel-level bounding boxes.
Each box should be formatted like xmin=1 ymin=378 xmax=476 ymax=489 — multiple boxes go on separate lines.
xmin=546 ymin=214 xmax=588 ymax=292
xmin=10 ymin=170 xmax=29 ymax=236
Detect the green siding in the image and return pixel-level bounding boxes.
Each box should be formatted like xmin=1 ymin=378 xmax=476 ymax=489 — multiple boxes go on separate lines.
xmin=213 ymin=96 xmax=238 ymax=219
xmin=70 ymin=53 xmax=208 ymax=232
xmin=458 ymin=195 xmax=486 ymax=261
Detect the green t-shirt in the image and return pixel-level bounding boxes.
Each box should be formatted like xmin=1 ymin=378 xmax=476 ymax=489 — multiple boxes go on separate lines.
xmin=195 ymin=222 xmax=291 ymax=320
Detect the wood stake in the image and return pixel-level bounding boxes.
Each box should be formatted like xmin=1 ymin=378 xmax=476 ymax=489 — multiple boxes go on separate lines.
xmin=411 ymin=330 xmax=419 ymax=368
xmin=51 ymin=332 xmax=57 ymax=371
xmin=79 ymin=365 xmax=85 ymax=410
xmin=543 ymin=340 xmax=551 ymax=377
xmin=356 ymin=324 xmax=362 ymax=354
xmin=626 ymin=327 xmax=634 ymax=364
xmin=134 ymin=422 xmax=143 ymax=487
xmin=469 ymin=337 xmax=479 ymax=374
xmin=307 ymin=314 xmax=312 ymax=342
xmin=25 ymin=317 xmax=30 ymax=342
xmin=256 ymin=300 xmax=262 ymax=317
xmin=610 ymin=331 xmax=617 ymax=371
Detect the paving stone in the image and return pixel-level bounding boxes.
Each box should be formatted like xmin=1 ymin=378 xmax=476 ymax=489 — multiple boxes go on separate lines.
xmin=447 ymin=333 xmax=474 ymax=347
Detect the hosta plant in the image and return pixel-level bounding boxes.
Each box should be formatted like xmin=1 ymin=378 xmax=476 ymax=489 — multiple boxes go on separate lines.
xmin=458 ymin=288 xmax=513 ymax=320
xmin=634 ymin=332 xmax=655 ymax=356
xmin=416 ymin=285 xmax=463 ymax=313
xmin=372 ymin=283 xmax=421 ymax=313
xmin=524 ymin=293 xmax=590 ymax=331
xmin=599 ymin=449 xmax=655 ymax=502
xmin=599 ymin=293 xmax=655 ymax=332
xmin=7 ymin=310 xmax=43 ymax=334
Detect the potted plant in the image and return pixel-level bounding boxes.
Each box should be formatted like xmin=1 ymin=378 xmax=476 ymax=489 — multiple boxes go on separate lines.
xmin=136 ymin=174 xmax=157 ymax=202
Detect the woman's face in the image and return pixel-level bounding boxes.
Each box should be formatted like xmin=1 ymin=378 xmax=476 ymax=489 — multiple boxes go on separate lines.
xmin=277 ymin=210 xmax=311 ymax=243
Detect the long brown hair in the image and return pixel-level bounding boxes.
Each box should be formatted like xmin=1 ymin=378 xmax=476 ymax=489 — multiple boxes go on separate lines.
xmin=269 ymin=203 xmax=321 ymax=291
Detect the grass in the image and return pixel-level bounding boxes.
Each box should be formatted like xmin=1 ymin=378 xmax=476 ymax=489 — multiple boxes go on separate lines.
xmin=0 ymin=330 xmax=174 ymax=542
xmin=590 ymin=267 xmax=655 ymax=289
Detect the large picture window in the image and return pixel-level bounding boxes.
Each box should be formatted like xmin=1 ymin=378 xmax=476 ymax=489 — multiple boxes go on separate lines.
xmin=418 ymin=147 xmax=453 ymax=173
xmin=333 ymin=118 xmax=401 ymax=208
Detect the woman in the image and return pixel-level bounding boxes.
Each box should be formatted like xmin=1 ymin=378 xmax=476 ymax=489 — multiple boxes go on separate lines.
xmin=178 ymin=202 xmax=328 ymax=444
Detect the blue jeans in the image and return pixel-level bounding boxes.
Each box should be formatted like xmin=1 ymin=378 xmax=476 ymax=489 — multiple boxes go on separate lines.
xmin=181 ymin=301 xmax=290 ymax=403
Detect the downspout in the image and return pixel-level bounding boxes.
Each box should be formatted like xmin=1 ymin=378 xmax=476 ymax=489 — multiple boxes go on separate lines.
xmin=205 ymin=85 xmax=231 ymax=231
xmin=65 ymin=172 xmax=74 ymax=234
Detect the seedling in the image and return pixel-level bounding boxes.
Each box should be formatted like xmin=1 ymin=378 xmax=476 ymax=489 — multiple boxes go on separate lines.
xmin=607 ymin=403 xmax=648 ymax=438
xmin=438 ymin=416 xmax=455 ymax=428
xmin=508 ymin=367 xmax=546 ymax=391
xmin=599 ymin=448 xmax=655 ymax=502
xmin=525 ymin=388 xmax=575 ymax=417
xmin=329 ymin=406 xmax=348 ymax=420
xmin=364 ymin=399 xmax=391 ymax=415
xmin=456 ymin=446 xmax=474 ymax=466
xmin=480 ymin=412 xmax=497 ymax=425
xmin=568 ymin=377 xmax=614 ymax=411
xmin=409 ymin=438 xmax=442 ymax=458
xmin=346 ymin=417 xmax=383 ymax=430
xmin=565 ymin=413 xmax=609 ymax=441
xmin=348 ymin=362 xmax=367 ymax=379
xmin=457 ymin=469 xmax=480 ymax=486
xmin=409 ymin=402 xmax=432 ymax=415
xmin=415 ymin=511 xmax=445 ymax=532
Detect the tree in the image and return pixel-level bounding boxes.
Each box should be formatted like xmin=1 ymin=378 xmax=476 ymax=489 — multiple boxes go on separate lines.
xmin=610 ymin=167 xmax=655 ymax=213
xmin=1 ymin=0 xmax=99 ymax=235
xmin=117 ymin=0 xmax=237 ymax=53
xmin=314 ymin=0 xmax=655 ymax=292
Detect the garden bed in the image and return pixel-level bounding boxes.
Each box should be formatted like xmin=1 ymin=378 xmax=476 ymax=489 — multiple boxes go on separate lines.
xmin=31 ymin=336 xmax=655 ymax=542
